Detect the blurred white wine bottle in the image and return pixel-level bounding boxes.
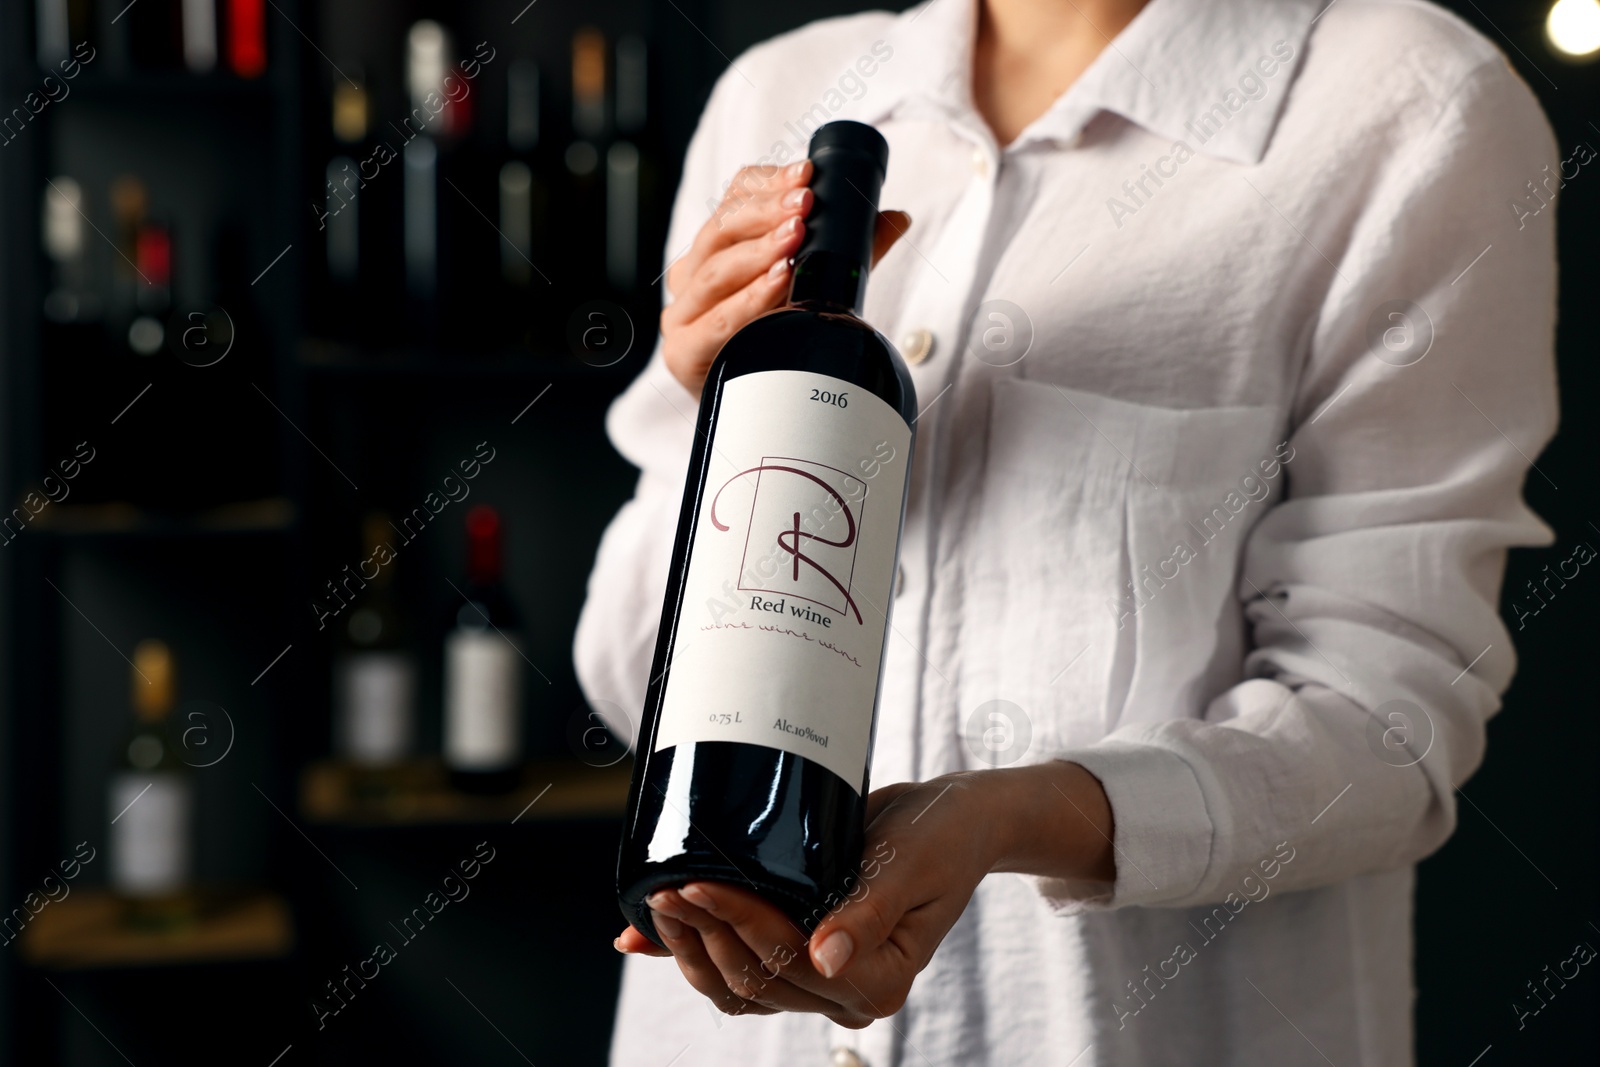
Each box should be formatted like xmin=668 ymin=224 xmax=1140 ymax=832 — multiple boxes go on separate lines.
xmin=108 ymin=640 xmax=195 ymax=927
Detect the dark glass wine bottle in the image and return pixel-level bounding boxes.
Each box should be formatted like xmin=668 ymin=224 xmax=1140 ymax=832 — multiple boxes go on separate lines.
xmin=445 ymin=505 xmax=524 ymax=794
xmin=617 ymin=121 xmax=916 ymax=944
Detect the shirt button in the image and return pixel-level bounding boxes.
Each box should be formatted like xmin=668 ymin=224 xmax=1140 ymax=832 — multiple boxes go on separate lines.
xmin=970 ymin=148 xmax=989 ymax=177
xmin=830 ymin=1050 xmax=866 ymax=1067
xmin=900 ymin=328 xmax=934 ymax=365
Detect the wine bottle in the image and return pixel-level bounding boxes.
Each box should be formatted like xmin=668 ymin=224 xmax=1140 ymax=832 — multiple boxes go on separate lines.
xmin=563 ymin=28 xmax=606 ymax=287
xmin=224 ymin=0 xmax=266 ymax=79
xmin=324 ymin=68 xmax=368 ymax=291
xmin=444 ymin=506 xmax=524 ymax=793
xmin=108 ymin=174 xmax=148 ymax=337
xmin=41 ymin=177 xmax=104 ymax=376
xmin=333 ymin=513 xmax=415 ymax=767
xmin=606 ymin=141 xmax=639 ymax=293
xmin=180 ymin=0 xmax=217 ymax=73
xmin=42 ymin=176 xmax=100 ymax=327
xmin=36 ymin=0 xmax=67 ymax=66
xmin=616 ymin=122 xmax=915 ymax=942
xmin=499 ymin=59 xmax=541 ymax=290
xmin=108 ymin=640 xmax=195 ymax=924
xmin=614 ymin=35 xmax=647 ymax=137
xmin=127 ymin=220 xmax=173 ymax=357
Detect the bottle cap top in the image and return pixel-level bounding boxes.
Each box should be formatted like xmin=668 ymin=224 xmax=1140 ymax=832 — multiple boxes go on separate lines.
xmin=806 ymin=120 xmax=888 ymax=175
xmin=796 ymin=121 xmax=890 ymax=273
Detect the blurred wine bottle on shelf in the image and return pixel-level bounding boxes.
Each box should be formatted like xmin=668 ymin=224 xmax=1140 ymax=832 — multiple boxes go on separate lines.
xmin=225 ymin=0 xmax=267 ymax=78
xmin=35 ymin=0 xmax=94 ymax=68
xmin=614 ymin=35 xmax=647 ymax=137
xmin=129 ymin=220 xmax=174 ymax=357
xmin=324 ymin=67 xmax=366 ymax=290
xmin=607 ymin=34 xmax=646 ymax=292
xmin=109 ymin=174 xmax=148 ymax=342
xmin=108 ymin=640 xmax=196 ymax=928
xmin=181 ymin=0 xmax=218 ymax=73
xmin=444 ymin=505 xmax=523 ymax=794
xmin=403 ymin=19 xmax=456 ymax=338
xmin=42 ymin=177 xmax=103 ymax=338
xmin=499 ymin=59 xmax=542 ymax=288
xmin=333 ymin=513 xmax=416 ymax=769
xmin=561 ymin=27 xmax=607 ymax=290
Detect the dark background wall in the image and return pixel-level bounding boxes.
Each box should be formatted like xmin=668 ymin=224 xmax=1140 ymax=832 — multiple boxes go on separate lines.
xmin=0 ymin=1 xmax=1593 ymax=1064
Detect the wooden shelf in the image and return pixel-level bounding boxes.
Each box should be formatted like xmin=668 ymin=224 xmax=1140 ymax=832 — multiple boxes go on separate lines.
xmin=21 ymin=72 xmax=286 ymax=104
xmin=299 ymin=758 xmax=633 ymax=827
xmin=18 ymin=888 xmax=293 ymax=971
xmin=31 ymin=497 xmax=295 ymax=539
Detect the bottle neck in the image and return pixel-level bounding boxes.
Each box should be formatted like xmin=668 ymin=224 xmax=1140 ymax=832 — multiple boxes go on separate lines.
xmin=467 ymin=533 xmax=502 ymax=586
xmin=787 ymin=250 xmax=865 ymax=315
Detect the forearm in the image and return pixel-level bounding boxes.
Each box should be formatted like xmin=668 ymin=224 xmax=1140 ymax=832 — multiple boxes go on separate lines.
xmin=969 ymin=761 xmax=1116 ymax=884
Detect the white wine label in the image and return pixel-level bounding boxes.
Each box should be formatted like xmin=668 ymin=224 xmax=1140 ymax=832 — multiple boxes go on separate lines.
xmin=335 ymin=651 xmax=417 ymax=765
xmin=445 ymin=631 xmax=523 ymax=769
xmin=108 ymin=772 xmax=193 ymax=896
xmin=656 ymin=369 xmax=911 ymax=792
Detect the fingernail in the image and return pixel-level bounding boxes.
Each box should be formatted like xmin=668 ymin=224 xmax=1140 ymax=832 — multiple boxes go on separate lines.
xmin=648 ymin=891 xmax=685 ymax=919
xmin=768 ymin=257 xmax=790 ymax=279
xmin=613 ymin=936 xmax=626 ymax=952
xmin=781 ymin=187 xmax=807 ymax=209
xmin=813 ymin=930 xmax=854 ymax=979
xmin=654 ymin=912 xmax=684 ymax=939
xmin=776 ymin=215 xmax=802 ymax=239
xmin=786 ymin=160 xmax=809 ymax=180
xmin=679 ymin=884 xmax=716 ymax=913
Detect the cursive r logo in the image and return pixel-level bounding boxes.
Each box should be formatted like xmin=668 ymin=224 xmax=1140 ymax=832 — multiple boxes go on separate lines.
xmin=710 ymin=463 xmax=865 ymax=624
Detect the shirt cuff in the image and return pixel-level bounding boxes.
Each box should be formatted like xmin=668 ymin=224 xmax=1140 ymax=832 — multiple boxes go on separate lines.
xmin=606 ymin=348 xmax=701 ymax=473
xmin=1028 ymin=741 xmax=1214 ymax=913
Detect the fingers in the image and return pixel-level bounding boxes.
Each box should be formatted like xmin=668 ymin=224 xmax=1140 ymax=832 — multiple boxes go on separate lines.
xmin=668 ymin=161 xmax=812 ymax=297
xmin=664 ymin=214 xmax=805 ymax=328
xmin=657 ymin=887 xmax=842 ymax=1016
xmin=871 ymin=210 xmax=912 ymax=268
xmin=649 ymin=893 xmax=779 ymax=1017
xmin=667 ymin=258 xmax=793 ymax=370
xmin=614 ymin=924 xmax=672 ymax=957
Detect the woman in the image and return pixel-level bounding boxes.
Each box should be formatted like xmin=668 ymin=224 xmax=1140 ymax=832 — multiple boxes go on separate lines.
xmin=575 ymin=0 xmax=1558 ymax=1062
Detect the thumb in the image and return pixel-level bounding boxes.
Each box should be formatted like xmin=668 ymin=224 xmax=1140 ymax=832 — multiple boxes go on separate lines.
xmin=871 ymin=211 xmax=912 ymax=267
xmin=808 ymin=877 xmax=900 ymax=980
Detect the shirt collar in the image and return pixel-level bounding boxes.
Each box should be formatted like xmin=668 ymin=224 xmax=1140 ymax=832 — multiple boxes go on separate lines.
xmin=852 ymin=0 xmax=1321 ymax=164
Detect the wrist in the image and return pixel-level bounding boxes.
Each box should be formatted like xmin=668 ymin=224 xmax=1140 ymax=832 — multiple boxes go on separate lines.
xmin=978 ymin=761 xmax=1116 ymax=883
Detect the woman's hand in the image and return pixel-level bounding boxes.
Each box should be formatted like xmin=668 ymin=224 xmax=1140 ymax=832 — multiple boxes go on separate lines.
xmin=614 ymin=762 xmax=1116 ymax=1027
xmin=661 ymin=161 xmax=910 ymax=398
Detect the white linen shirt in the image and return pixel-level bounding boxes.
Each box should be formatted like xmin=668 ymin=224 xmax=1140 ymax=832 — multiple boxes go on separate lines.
xmin=573 ymin=0 xmax=1560 ymax=1064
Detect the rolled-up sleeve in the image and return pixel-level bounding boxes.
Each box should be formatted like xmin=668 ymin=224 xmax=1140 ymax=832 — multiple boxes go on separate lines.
xmin=1040 ymin=57 xmax=1560 ymax=911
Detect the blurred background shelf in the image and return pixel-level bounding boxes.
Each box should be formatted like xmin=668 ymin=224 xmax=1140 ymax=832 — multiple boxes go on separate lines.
xmin=299 ymin=757 xmax=632 ymax=827
xmin=17 ymin=888 xmax=293 ymax=971
xmin=31 ymin=497 xmax=296 ymax=538
xmin=297 ymin=338 xmax=645 ymax=385
xmin=25 ymin=72 xmax=287 ymax=102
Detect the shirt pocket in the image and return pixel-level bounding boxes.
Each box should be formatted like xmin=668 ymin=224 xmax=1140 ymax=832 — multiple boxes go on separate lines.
xmin=959 ymin=379 xmax=1281 ymax=760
